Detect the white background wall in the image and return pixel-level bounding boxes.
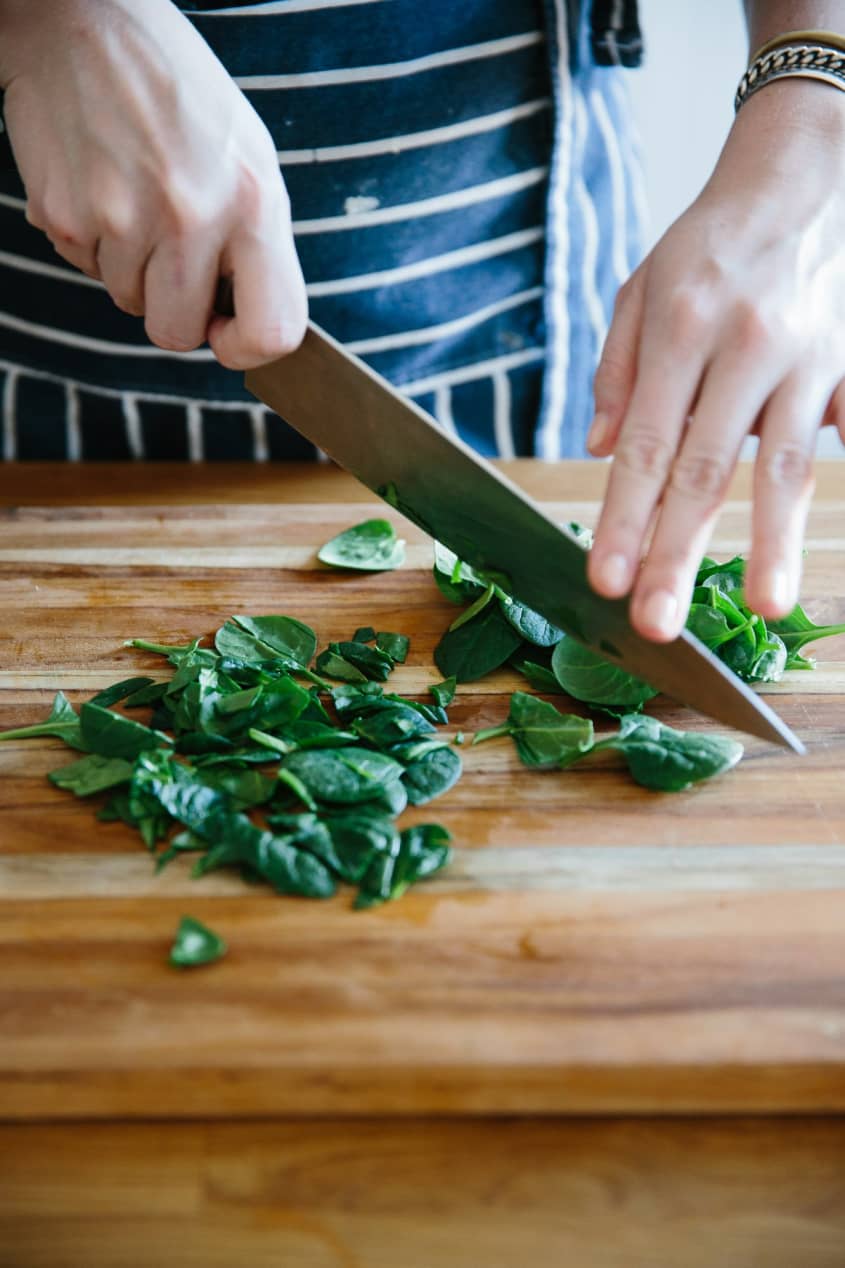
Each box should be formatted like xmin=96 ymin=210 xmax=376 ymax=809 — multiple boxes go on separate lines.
xmin=626 ymin=0 xmax=842 ymax=456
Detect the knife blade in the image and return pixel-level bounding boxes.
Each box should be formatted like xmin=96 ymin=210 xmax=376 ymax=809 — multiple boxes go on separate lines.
xmin=246 ymin=322 xmax=803 ymax=752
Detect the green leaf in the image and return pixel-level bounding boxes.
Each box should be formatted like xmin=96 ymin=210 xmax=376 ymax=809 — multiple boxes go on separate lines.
xmin=429 ymin=677 xmax=456 ymax=709
xmin=448 ymin=582 xmax=497 ymax=632
xmin=591 ymin=714 xmax=744 ymax=792
xmin=375 ymin=631 xmax=410 ymax=663
xmin=0 ymin=691 xmax=87 ymax=750
xmin=353 ymin=626 xmax=377 ymax=643
xmin=319 ymin=641 xmax=395 ymax=682
xmin=768 ymin=604 xmax=845 ymax=655
xmin=169 ymin=916 xmax=227 ymax=968
xmin=49 ymin=753 xmax=134 ymax=797
xmin=89 ymin=677 xmax=156 ymax=709
xmin=434 ymin=603 xmax=522 ymax=683
xmin=214 ymin=614 xmax=317 ymax=666
xmin=551 ymin=638 xmax=658 ymax=708
xmin=499 ymin=598 xmax=563 ymax=647
xmin=399 ymin=744 xmax=462 ymax=804
xmin=80 ymin=702 xmax=173 ymax=761
xmin=315 ymin=650 xmax=368 ymax=683
xmin=473 ymin=691 xmax=594 ymax=767
xmin=512 ymin=659 xmax=561 ymax=694
xmin=280 ymin=747 xmax=405 ymax=806
xmin=317 ymin=519 xmax=405 ymax=571
xmin=356 ymin=823 xmax=451 ymax=907
xmin=351 ymin=700 xmax=435 ymax=748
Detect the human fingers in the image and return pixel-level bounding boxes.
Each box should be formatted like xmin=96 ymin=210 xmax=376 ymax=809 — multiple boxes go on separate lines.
xmin=626 ymin=322 xmax=787 ymax=641
xmin=742 ymin=372 xmax=828 ymax=620
xmin=207 ymin=218 xmax=307 ymax=370
xmin=142 ymin=234 xmax=222 ymax=350
xmin=586 ymin=288 xmax=709 ymax=604
xmin=586 ymin=264 xmax=647 ymax=456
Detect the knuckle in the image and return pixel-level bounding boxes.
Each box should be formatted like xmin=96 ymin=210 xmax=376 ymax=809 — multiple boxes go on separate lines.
xmin=730 ymin=301 xmax=785 ymax=355
xmin=669 ymin=450 xmax=729 ymax=502
xmin=614 ymin=429 xmax=674 ymax=482
xmin=665 ymin=287 xmax=712 ymax=351
xmin=760 ymin=442 xmax=814 ymax=493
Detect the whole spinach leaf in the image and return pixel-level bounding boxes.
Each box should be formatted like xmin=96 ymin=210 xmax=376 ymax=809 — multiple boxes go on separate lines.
xmin=582 ymin=714 xmax=744 ymax=792
xmin=551 ymin=638 xmax=658 ymax=708
xmin=473 ymin=691 xmax=594 ymax=767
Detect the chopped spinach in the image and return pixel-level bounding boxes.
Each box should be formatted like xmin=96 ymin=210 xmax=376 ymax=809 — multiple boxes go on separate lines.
xmin=169 ymin=916 xmax=227 ymax=968
xmin=429 ymin=676 xmax=457 ymax=709
xmin=318 ymin=519 xmax=405 ymax=571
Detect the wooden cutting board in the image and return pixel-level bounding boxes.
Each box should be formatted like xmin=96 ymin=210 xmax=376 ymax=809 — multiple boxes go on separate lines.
xmin=2 ymin=461 xmax=845 ymax=1119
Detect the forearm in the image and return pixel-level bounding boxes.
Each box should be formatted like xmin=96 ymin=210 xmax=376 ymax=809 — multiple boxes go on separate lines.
xmin=743 ymin=1 xmax=845 ymax=52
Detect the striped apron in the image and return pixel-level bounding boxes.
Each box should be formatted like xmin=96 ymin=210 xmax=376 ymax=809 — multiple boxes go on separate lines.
xmin=0 ymin=0 xmax=645 ymax=461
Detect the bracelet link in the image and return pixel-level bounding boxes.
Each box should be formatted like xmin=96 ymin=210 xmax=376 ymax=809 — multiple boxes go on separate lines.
xmin=735 ymin=40 xmax=845 ymax=113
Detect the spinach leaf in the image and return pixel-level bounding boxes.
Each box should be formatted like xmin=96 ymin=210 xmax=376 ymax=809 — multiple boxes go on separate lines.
xmin=499 ymin=598 xmax=563 ymax=647
xmin=214 ymin=614 xmax=317 ymax=666
xmin=551 ymin=637 xmax=658 ymax=708
xmin=351 ymin=700 xmax=435 ymax=748
xmin=512 ymin=659 xmax=561 ymax=694
xmin=125 ymin=636 xmax=219 ymax=668
xmin=89 ymin=677 xmax=156 ymax=709
xmin=375 ymin=631 xmax=410 ymax=663
xmin=584 ymin=714 xmax=744 ymax=792
xmin=473 ymin=691 xmax=594 ymax=767
xmin=0 ymin=691 xmax=87 ymax=750
xmin=169 ymin=916 xmax=227 ymax=968
xmin=280 ymin=747 xmax=405 ymax=806
xmin=429 ymin=677 xmax=456 ymax=709
xmin=434 ymin=603 xmax=522 ymax=682
xmin=356 ymin=823 xmax=451 ymax=907
xmin=193 ymin=813 xmax=336 ymax=897
xmin=318 ymin=519 xmax=405 ymax=571
xmin=399 ymin=744 xmax=462 ymax=804
xmin=98 ymin=789 xmax=171 ymax=850
xmin=331 ymin=683 xmax=385 ymax=718
xmin=315 ymin=650 xmax=368 ymax=683
xmin=80 ymin=702 xmax=172 ymax=760
xmin=49 ymin=753 xmax=134 ymax=797
xmin=353 ymin=626 xmax=376 ymax=643
xmin=318 ymin=641 xmax=395 ymax=682
xmin=768 ymin=604 xmax=845 ymax=657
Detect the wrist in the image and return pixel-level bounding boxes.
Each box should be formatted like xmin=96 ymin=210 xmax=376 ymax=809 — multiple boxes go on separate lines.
xmin=730 ymin=75 xmax=845 ymax=167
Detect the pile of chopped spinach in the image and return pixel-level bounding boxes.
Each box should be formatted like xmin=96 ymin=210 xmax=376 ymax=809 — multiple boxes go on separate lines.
xmin=0 ymin=615 xmax=457 ymax=909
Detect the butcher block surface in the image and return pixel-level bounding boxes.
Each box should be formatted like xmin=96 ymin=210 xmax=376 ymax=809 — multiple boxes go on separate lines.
xmin=2 ymin=461 xmax=845 ymax=1120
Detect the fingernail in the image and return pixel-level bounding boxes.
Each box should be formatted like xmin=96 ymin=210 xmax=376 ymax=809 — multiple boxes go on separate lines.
xmin=587 ymin=412 xmax=610 ymax=451
xmin=641 ymin=589 xmax=679 ymax=638
xmin=596 ymin=551 xmax=630 ymax=594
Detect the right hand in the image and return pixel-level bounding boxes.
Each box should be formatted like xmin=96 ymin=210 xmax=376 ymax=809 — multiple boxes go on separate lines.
xmin=0 ymin=0 xmax=307 ymax=368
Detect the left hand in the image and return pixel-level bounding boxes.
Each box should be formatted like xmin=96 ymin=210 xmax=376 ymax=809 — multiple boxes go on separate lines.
xmin=586 ymin=78 xmax=845 ymax=642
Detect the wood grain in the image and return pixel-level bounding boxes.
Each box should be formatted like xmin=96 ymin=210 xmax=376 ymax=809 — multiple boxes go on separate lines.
xmin=2 ymin=1117 xmax=845 ymax=1268
xmin=1 ymin=463 xmax=845 ymax=1118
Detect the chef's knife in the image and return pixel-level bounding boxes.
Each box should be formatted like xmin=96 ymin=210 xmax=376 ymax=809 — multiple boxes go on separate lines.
xmin=245 ymin=321 xmax=803 ymax=752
